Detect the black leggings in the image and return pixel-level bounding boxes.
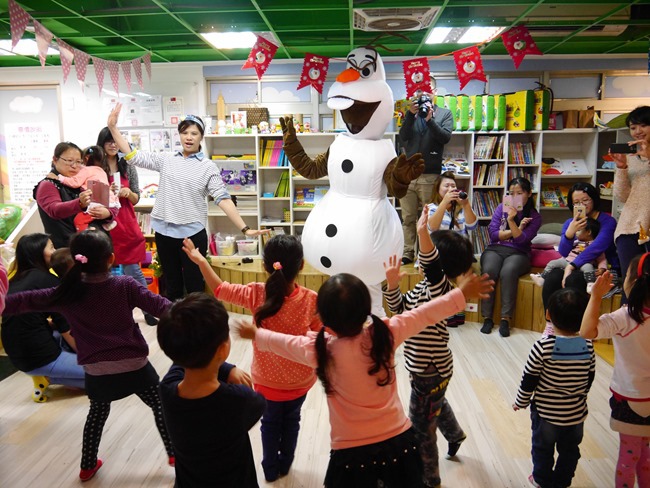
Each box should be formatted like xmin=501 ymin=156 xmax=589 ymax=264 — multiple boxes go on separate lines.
xmin=80 ymin=385 xmax=174 ymax=470
xmin=155 ymin=229 xmax=208 ymax=301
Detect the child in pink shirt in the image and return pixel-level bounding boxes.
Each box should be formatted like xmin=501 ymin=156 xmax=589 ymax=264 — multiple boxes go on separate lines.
xmin=58 ymin=146 xmax=120 ymax=232
xmin=183 ymin=234 xmax=321 ymax=482
xmin=238 ymin=268 xmax=493 ymax=488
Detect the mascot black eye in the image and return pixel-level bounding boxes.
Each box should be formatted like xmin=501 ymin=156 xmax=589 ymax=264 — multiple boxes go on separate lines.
xmin=361 ymin=66 xmax=372 ymax=77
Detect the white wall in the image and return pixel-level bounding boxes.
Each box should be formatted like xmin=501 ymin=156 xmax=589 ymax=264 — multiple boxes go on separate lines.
xmin=0 ymin=62 xmax=206 ymax=146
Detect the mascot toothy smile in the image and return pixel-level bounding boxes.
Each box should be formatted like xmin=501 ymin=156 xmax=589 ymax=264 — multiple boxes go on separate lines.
xmin=280 ymin=46 xmax=424 ymax=315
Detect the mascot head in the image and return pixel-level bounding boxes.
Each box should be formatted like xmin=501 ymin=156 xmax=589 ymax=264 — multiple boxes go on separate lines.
xmin=327 ymin=47 xmax=394 ymax=140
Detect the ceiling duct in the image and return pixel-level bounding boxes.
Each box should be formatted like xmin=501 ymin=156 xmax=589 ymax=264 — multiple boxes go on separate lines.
xmin=353 ymin=7 xmax=439 ymax=32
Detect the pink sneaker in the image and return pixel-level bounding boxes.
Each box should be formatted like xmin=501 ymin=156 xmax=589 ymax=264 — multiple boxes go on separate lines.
xmin=528 ymin=474 xmax=541 ymax=487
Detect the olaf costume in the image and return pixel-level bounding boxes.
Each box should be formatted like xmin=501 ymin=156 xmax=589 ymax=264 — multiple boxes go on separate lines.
xmin=281 ymin=47 xmax=424 ymax=315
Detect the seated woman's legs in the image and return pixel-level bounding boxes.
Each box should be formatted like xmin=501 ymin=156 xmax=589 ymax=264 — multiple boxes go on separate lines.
xmin=479 ymin=247 xmax=504 ymax=333
xmin=26 ymin=350 xmax=85 ymax=389
xmin=498 ymin=252 xmax=531 ymax=336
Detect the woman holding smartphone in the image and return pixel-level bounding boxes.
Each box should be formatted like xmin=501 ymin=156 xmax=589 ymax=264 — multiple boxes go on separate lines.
xmin=540 ymin=183 xmax=618 ymax=310
xmin=610 ymin=106 xmax=650 ymax=295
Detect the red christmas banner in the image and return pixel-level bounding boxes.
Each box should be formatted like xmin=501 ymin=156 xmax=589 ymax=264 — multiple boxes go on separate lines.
xmin=74 ymin=49 xmax=90 ymax=87
xmin=501 ymin=26 xmax=542 ymax=69
xmin=142 ymin=53 xmax=152 ymax=80
xmin=453 ymin=46 xmax=487 ymax=91
xmin=297 ymin=53 xmax=329 ymax=93
xmin=403 ymin=57 xmax=432 ymax=98
xmin=56 ymin=38 xmax=74 ymax=83
xmin=107 ymin=61 xmax=120 ymax=94
xmin=121 ymin=62 xmax=132 ymax=93
xmin=8 ymin=0 xmax=30 ymax=50
xmin=242 ymin=35 xmax=278 ymax=80
xmin=33 ymin=20 xmax=53 ymax=67
xmin=92 ymin=57 xmax=106 ymax=94
xmin=132 ymin=58 xmax=144 ymax=89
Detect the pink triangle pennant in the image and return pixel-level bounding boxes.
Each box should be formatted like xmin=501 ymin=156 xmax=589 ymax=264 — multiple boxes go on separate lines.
xmin=74 ymin=49 xmax=90 ymax=88
xmin=142 ymin=53 xmax=152 ymax=81
xmin=33 ymin=20 xmax=53 ymax=67
xmin=132 ymin=58 xmax=144 ymax=89
xmin=8 ymin=0 xmax=31 ymax=51
xmin=242 ymin=35 xmax=278 ymax=80
xmin=92 ymin=57 xmax=106 ymax=95
xmin=296 ymin=53 xmax=329 ymax=94
xmin=107 ymin=61 xmax=121 ymax=94
xmin=56 ymin=38 xmax=74 ymax=83
xmin=121 ymin=62 xmax=132 ymax=93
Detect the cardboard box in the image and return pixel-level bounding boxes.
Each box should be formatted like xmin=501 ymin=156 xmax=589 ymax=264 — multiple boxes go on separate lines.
xmin=506 ymin=90 xmax=535 ymax=131
xmin=494 ymin=94 xmax=507 ymax=130
xmin=468 ymin=95 xmax=483 ymax=131
xmin=481 ymin=95 xmax=495 ymax=131
xmin=562 ymin=110 xmax=579 ymax=129
xmin=533 ymin=90 xmax=551 ymax=130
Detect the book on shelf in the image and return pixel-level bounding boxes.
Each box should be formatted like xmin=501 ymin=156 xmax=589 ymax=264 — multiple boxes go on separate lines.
xmin=135 ymin=211 xmax=152 ymax=235
xmin=541 ymin=158 xmax=589 ymax=175
xmin=274 ymin=171 xmax=291 ymax=197
xmin=540 ymin=184 xmax=571 ymax=207
xmin=261 ymin=226 xmax=286 ymax=245
xmin=473 ymin=135 xmax=504 ymax=160
xmin=260 ymin=139 xmax=289 ymax=167
xmin=472 ymin=189 xmax=501 ymax=217
xmin=507 ymin=167 xmax=537 ymax=190
xmin=294 ymin=185 xmax=328 ymax=208
xmin=474 ymin=163 xmax=504 ymax=186
xmin=508 ymin=142 xmax=535 ymax=164
xmin=470 ymin=224 xmax=491 ymax=254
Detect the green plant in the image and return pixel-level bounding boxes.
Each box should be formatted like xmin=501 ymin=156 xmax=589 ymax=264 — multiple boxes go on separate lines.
xmin=149 ymin=250 xmax=162 ymax=278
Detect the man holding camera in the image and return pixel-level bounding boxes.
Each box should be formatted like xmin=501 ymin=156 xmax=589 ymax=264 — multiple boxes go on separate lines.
xmin=398 ymin=79 xmax=453 ymax=264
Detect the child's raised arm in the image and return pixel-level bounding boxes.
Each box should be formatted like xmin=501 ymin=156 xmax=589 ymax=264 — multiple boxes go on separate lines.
xmin=417 ymin=204 xmax=434 ymax=255
xmin=383 ymin=254 xmax=406 ymax=292
xmin=580 ymin=271 xmax=613 ymax=339
xmin=182 ymin=238 xmax=223 ymax=292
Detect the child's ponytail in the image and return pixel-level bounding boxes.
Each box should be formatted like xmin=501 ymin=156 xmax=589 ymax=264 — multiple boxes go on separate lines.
xmin=315 ymin=326 xmax=332 ymax=394
xmin=627 ymin=253 xmax=650 ymax=324
xmin=254 ymin=266 xmax=288 ymax=325
xmin=367 ymin=314 xmax=395 ymax=387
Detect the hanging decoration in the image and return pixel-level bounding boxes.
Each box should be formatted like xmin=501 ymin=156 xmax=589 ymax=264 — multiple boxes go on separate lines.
xmin=242 ymin=35 xmax=278 ymax=80
xmin=107 ymin=61 xmax=120 ymax=94
xmin=132 ymin=58 xmax=144 ymax=89
xmin=33 ymin=20 xmax=53 ymax=67
xmin=73 ymin=49 xmax=90 ymax=88
xmin=143 ymin=53 xmax=152 ymax=81
xmin=501 ymin=26 xmax=543 ymax=69
xmin=453 ymin=46 xmax=487 ymax=91
xmin=402 ymin=57 xmax=432 ymax=98
xmin=121 ymin=62 xmax=132 ymax=93
xmin=297 ymin=53 xmax=330 ymax=93
xmin=92 ymin=57 xmax=106 ymax=94
xmin=8 ymin=0 xmax=30 ymax=50
xmin=56 ymin=38 xmax=74 ymax=83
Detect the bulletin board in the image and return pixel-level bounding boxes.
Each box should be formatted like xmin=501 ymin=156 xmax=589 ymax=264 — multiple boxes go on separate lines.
xmin=0 ymin=85 xmax=63 ymax=204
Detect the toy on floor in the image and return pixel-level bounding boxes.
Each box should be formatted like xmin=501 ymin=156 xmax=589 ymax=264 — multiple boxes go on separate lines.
xmin=31 ymin=375 xmax=49 ymax=403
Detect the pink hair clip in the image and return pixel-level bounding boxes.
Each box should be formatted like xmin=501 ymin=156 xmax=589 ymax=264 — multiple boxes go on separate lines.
xmin=74 ymin=254 xmax=88 ymax=264
xmin=272 ymin=262 xmax=283 ymax=270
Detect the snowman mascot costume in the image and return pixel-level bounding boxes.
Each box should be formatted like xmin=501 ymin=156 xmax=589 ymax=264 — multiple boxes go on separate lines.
xmin=280 ymin=47 xmax=424 ymax=315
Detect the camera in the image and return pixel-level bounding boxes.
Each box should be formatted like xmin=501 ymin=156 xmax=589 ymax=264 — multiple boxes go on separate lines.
xmin=458 ymin=190 xmax=468 ymax=200
xmin=417 ymin=94 xmax=432 ymax=117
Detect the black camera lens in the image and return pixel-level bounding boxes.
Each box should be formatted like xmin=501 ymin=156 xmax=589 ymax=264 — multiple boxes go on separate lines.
xmin=458 ymin=191 xmax=468 ymax=200
xmin=417 ymin=95 xmax=432 ymax=116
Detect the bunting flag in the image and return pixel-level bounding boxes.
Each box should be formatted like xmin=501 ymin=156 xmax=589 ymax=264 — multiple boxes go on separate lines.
xmin=402 ymin=57 xmax=432 ymax=98
xmin=242 ymin=35 xmax=278 ymax=80
xmin=8 ymin=0 xmax=30 ymax=50
xmin=132 ymin=58 xmax=144 ymax=89
xmin=93 ymin=57 xmax=106 ymax=94
xmin=501 ymin=26 xmax=542 ymax=69
xmin=453 ymin=46 xmax=487 ymax=91
xmin=107 ymin=61 xmax=120 ymax=94
xmin=56 ymin=38 xmax=74 ymax=83
xmin=73 ymin=49 xmax=90 ymax=87
xmin=143 ymin=53 xmax=152 ymax=80
xmin=33 ymin=20 xmax=53 ymax=67
xmin=296 ymin=53 xmax=329 ymax=93
xmin=121 ymin=61 xmax=132 ymax=93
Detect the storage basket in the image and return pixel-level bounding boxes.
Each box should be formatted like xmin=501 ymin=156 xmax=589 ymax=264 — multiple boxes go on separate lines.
xmin=238 ymin=107 xmax=269 ymax=128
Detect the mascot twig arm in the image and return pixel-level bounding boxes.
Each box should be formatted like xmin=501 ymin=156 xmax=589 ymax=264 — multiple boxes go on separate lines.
xmin=280 ymin=116 xmax=329 ymax=180
xmin=384 ymin=152 xmax=424 ymax=198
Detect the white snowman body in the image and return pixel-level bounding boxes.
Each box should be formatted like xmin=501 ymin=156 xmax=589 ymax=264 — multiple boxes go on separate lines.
xmin=301 ymin=47 xmax=402 ymax=286
xmin=302 ymin=136 xmax=402 ymax=285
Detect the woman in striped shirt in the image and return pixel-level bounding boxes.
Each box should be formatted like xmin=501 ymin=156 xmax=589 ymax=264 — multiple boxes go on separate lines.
xmin=427 ymin=171 xmax=477 ymax=236
xmin=107 ymin=104 xmax=267 ymax=300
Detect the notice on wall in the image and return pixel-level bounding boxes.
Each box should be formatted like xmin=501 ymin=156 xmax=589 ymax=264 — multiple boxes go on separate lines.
xmin=4 ymin=122 xmax=56 ymax=204
xmin=102 ymin=95 xmax=163 ymax=126
xmin=163 ymin=96 xmax=184 ymax=125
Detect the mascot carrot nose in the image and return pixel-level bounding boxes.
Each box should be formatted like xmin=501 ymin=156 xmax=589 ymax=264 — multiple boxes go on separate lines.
xmin=337 ymin=68 xmax=360 ymax=83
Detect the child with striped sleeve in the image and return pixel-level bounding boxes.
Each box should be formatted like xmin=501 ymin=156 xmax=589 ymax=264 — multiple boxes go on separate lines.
xmin=513 ymin=288 xmax=595 ymax=488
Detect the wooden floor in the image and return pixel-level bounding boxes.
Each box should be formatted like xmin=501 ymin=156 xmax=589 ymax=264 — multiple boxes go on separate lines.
xmin=0 ymin=312 xmax=623 ymax=488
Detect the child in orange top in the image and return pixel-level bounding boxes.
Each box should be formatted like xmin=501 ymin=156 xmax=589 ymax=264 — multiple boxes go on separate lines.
xmin=58 ymin=146 xmax=120 ymax=232
xmin=183 ymin=234 xmax=321 ymax=482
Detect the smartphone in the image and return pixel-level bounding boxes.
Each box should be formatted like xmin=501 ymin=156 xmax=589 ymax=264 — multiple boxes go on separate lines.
xmin=573 ymin=203 xmax=586 ymax=220
xmin=609 ymin=143 xmax=636 ymax=154
xmin=503 ymin=194 xmax=523 ymax=211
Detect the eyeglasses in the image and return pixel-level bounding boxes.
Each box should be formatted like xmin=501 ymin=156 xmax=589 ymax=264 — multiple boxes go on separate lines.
xmin=104 ymin=141 xmax=117 ymax=146
xmin=58 ymin=156 xmax=85 ymax=167
xmin=573 ymin=198 xmax=592 ymax=206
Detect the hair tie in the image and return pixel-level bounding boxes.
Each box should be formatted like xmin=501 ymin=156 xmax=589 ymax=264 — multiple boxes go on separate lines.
xmin=272 ymin=262 xmax=283 ymax=270
xmin=74 ymin=254 xmax=88 ymax=264
xmin=182 ymin=115 xmax=205 ymax=132
xmin=638 ymin=252 xmax=650 ymax=278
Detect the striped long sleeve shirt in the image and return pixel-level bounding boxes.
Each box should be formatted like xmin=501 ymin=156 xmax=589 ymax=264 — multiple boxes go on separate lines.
xmin=515 ymin=335 xmax=595 ymax=426
xmin=383 ymin=247 xmax=454 ymax=377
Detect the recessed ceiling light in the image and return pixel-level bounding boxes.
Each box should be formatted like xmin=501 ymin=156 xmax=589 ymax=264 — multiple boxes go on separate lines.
xmin=425 ymin=26 xmax=504 ymax=45
xmin=458 ymin=26 xmax=505 ymax=44
xmin=0 ymin=39 xmax=60 ymax=57
xmin=424 ymin=27 xmax=452 ymax=44
xmin=200 ymin=32 xmax=258 ymax=49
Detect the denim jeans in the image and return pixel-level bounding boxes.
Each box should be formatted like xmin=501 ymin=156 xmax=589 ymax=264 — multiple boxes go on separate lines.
xmin=26 ymin=349 xmax=85 ymax=389
xmin=530 ymin=407 xmax=584 ymax=488
xmin=260 ymin=394 xmax=307 ymax=480
xmin=409 ymin=372 xmax=465 ymax=487
xmin=122 ymin=263 xmax=147 ymax=288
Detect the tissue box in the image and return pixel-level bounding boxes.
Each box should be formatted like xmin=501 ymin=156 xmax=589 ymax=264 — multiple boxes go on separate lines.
xmin=237 ymin=240 xmax=259 ymax=256
xmin=216 ymin=240 xmax=236 ymax=256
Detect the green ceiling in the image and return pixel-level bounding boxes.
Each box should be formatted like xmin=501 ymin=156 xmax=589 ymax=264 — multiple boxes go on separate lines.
xmin=1 ymin=0 xmax=649 ymax=67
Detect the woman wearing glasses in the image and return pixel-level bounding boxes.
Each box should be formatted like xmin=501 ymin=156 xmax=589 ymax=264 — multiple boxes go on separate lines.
xmin=34 ymin=142 xmax=117 ymax=249
xmin=541 ymin=183 xmax=618 ymax=313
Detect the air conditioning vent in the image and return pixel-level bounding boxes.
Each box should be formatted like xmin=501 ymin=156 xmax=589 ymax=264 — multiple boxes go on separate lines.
xmin=353 ymin=7 xmax=439 ymax=32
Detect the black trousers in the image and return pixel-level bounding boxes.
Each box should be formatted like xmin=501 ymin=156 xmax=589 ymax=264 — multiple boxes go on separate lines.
xmin=154 ymin=229 xmax=208 ymax=301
